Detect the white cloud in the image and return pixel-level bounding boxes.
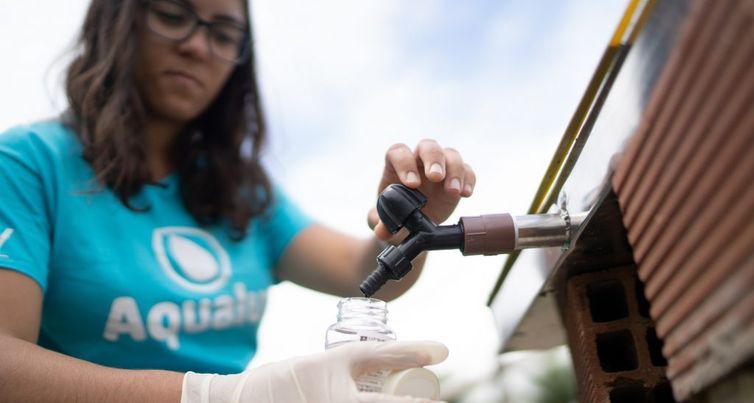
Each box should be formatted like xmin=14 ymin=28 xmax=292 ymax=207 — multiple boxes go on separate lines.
xmin=0 ymin=2 xmax=87 ymax=127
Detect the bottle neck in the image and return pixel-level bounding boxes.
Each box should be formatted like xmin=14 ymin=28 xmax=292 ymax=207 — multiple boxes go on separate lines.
xmin=337 ymin=297 xmax=388 ymax=324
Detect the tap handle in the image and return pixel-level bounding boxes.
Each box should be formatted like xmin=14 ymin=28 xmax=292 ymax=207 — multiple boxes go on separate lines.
xmin=376 ymin=184 xmax=428 ymax=234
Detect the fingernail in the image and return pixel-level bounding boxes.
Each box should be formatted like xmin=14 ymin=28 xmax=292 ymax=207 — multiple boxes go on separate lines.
xmin=430 ymin=163 xmax=443 ymax=176
xmin=450 ymin=178 xmax=461 ymax=191
xmin=406 ymin=171 xmax=419 ymax=183
xmin=464 ymin=184 xmax=473 ymax=194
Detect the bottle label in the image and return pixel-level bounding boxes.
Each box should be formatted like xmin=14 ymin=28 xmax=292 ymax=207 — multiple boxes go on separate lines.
xmin=328 ymin=332 xmax=393 ymax=393
xmin=357 ymin=369 xmax=390 ymax=393
xmin=358 ymin=333 xmax=391 ymax=343
xmin=356 ymin=334 xmax=392 ymax=393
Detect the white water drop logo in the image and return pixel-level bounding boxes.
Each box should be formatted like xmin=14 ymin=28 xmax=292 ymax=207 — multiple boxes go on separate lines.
xmin=152 ymin=227 xmax=231 ymax=293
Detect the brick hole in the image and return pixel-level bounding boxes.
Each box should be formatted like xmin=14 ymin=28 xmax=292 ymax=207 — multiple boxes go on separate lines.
xmin=587 ymin=280 xmax=629 ymax=322
xmin=635 ymin=279 xmax=651 ymax=318
xmin=653 ymin=381 xmax=676 ymax=403
xmin=646 ymin=328 xmax=668 ymax=367
xmin=597 ymin=330 xmax=638 ymax=372
xmin=609 ymin=381 xmax=647 ymax=403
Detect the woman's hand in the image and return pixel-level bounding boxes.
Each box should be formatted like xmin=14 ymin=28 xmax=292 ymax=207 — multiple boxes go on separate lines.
xmin=368 ymin=139 xmax=476 ymax=241
xmin=181 ymin=341 xmax=449 ymax=403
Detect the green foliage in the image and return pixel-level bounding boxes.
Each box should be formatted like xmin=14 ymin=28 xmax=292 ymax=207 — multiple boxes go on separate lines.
xmin=531 ymin=354 xmax=577 ymax=403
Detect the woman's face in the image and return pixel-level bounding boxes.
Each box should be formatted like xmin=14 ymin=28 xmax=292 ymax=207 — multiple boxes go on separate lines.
xmin=134 ymin=0 xmax=247 ymax=124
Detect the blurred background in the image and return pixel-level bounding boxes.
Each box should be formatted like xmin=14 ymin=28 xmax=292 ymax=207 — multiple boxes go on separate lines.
xmin=0 ymin=1 xmax=627 ymax=401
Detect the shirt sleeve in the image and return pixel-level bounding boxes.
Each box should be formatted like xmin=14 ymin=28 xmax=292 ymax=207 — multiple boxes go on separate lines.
xmin=260 ymin=186 xmax=314 ymax=270
xmin=0 ymin=127 xmax=52 ymax=292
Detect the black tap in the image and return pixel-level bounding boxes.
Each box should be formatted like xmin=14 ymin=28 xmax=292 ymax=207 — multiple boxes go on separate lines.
xmin=360 ymin=184 xmax=582 ymax=297
xmin=360 ymin=184 xmax=464 ymax=297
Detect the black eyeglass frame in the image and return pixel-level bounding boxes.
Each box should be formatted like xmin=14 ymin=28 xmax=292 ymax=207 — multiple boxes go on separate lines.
xmin=141 ymin=0 xmax=251 ymax=64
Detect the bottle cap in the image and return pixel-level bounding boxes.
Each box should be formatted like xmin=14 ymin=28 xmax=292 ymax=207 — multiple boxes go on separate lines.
xmin=382 ymin=367 xmax=440 ymax=399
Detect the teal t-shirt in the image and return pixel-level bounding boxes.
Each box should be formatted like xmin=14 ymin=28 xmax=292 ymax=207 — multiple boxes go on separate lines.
xmin=0 ymin=121 xmax=312 ymax=374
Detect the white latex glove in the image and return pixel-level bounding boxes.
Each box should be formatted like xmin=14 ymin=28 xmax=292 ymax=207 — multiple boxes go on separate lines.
xmin=181 ymin=340 xmax=448 ymax=403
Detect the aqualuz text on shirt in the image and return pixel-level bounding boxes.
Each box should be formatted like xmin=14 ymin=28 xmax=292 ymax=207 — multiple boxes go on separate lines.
xmin=102 ymin=282 xmax=266 ymax=350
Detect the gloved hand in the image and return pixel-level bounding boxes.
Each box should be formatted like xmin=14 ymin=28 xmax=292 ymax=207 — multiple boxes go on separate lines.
xmin=181 ymin=340 xmax=448 ymax=403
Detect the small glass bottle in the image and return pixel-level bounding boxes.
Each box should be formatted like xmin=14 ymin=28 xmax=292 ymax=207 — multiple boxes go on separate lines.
xmin=325 ymin=297 xmax=396 ymax=392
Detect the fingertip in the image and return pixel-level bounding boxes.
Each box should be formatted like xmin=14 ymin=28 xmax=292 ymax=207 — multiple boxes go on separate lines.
xmin=367 ymin=208 xmax=379 ymax=230
xmin=446 ymin=178 xmax=462 ymax=195
xmin=426 ymin=163 xmax=445 ymax=182
xmin=377 ymin=341 xmax=449 ymax=365
xmin=421 ymin=341 xmax=449 ymax=364
xmin=374 ymin=222 xmax=392 ymax=240
xmin=404 ymin=171 xmax=421 ymax=187
xmin=461 ymin=163 xmax=476 ymax=196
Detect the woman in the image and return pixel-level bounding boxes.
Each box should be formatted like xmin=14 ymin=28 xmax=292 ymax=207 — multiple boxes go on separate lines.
xmin=0 ymin=0 xmax=475 ymax=401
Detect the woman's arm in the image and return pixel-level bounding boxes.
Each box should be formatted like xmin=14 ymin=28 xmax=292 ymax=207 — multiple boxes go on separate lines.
xmin=0 ymin=269 xmax=183 ymax=403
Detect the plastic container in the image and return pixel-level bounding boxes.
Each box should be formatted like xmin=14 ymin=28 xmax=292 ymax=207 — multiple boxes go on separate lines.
xmin=324 ymin=297 xmax=441 ymax=399
xmin=325 ymin=297 xmax=396 ymax=392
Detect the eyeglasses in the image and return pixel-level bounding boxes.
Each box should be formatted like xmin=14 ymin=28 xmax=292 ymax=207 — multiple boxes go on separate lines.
xmin=143 ymin=0 xmax=250 ymax=64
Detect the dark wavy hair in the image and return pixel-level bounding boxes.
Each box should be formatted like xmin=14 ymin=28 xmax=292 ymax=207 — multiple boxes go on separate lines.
xmin=65 ymin=0 xmax=271 ymax=240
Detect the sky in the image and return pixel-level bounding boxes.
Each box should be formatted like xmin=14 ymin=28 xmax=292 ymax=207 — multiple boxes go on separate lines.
xmin=0 ymin=0 xmax=627 ymax=393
